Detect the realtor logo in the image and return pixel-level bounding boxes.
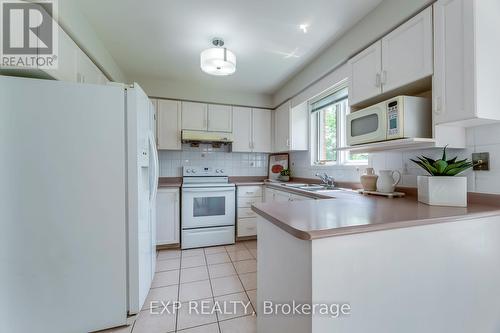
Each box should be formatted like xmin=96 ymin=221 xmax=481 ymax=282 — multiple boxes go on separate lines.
xmin=1 ymin=0 xmax=58 ymax=69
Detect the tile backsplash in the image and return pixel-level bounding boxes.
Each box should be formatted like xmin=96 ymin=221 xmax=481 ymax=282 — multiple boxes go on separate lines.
xmin=290 ymin=123 xmax=500 ymax=194
xmin=159 ymin=144 xmax=269 ymax=177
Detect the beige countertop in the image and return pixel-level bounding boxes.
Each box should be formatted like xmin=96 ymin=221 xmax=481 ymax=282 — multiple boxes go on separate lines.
xmin=252 ymin=188 xmax=500 ymax=240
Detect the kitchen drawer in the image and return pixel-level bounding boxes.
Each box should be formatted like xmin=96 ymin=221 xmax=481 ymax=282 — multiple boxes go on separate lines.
xmin=237 ymin=196 xmax=262 ymax=208
xmin=238 ymin=186 xmax=263 ymax=198
xmin=238 ymin=207 xmax=257 ymax=219
xmin=237 ymin=218 xmax=257 ymax=237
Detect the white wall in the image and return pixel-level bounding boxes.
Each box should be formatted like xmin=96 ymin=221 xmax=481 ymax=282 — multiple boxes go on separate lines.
xmin=272 ymin=0 xmax=433 ymax=106
xmin=57 ymin=0 xmax=127 ymax=83
xmin=159 ymin=144 xmax=269 ymax=177
xmin=136 ymin=76 xmax=273 ymax=108
xmin=291 ymin=123 xmax=500 ymax=195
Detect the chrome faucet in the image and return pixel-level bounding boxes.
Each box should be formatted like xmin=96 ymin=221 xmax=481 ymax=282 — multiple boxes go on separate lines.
xmin=315 ymin=173 xmax=335 ymax=188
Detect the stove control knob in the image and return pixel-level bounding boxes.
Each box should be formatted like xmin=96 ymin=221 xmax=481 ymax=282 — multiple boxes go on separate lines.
xmin=219 ymin=169 xmax=224 ymax=174
xmin=186 ymin=169 xmax=191 ymax=174
xmin=191 ymin=169 xmax=197 ymax=174
xmin=215 ymin=169 xmax=220 ymax=173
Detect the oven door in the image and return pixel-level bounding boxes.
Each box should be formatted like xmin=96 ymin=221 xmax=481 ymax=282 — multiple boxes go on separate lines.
xmin=182 ymin=186 xmax=235 ymax=229
xmin=346 ymin=101 xmax=388 ymax=145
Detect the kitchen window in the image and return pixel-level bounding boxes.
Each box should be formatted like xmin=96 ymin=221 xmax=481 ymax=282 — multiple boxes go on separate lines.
xmin=311 ymin=86 xmax=367 ymax=165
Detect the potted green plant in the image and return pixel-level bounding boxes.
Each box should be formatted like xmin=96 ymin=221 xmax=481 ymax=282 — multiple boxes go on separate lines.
xmin=279 ymin=168 xmax=290 ymax=182
xmin=410 ymin=146 xmax=475 ymax=207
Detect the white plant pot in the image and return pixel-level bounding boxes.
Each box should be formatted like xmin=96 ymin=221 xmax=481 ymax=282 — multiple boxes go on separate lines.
xmin=417 ymin=176 xmax=467 ymax=207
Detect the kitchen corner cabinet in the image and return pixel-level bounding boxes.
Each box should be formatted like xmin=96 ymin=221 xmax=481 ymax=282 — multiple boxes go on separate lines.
xmin=433 ymin=0 xmax=500 ymax=126
xmin=349 ymin=7 xmax=433 ymax=106
xmin=274 ymin=101 xmax=308 ymax=152
xmin=157 ymin=99 xmax=182 ymax=150
xmin=181 ymin=102 xmax=232 ymax=132
xmin=156 ymin=188 xmax=180 ymax=245
xmin=232 ymin=107 xmax=272 ymax=153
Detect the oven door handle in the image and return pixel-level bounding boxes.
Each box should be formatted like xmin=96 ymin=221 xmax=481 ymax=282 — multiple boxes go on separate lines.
xmin=182 ymin=187 xmax=235 ymax=193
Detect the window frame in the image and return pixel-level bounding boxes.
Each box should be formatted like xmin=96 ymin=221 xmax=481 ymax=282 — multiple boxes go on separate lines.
xmin=309 ymin=83 xmax=367 ymax=167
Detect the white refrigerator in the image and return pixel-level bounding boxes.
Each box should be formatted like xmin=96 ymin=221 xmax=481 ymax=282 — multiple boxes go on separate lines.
xmin=0 ymin=76 xmax=158 ymax=333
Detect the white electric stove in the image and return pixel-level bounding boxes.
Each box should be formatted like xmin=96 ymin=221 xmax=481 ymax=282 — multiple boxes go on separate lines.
xmin=181 ymin=166 xmax=235 ymax=249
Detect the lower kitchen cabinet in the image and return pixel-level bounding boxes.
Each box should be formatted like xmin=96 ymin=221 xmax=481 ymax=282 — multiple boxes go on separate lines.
xmin=264 ymin=187 xmax=315 ymax=202
xmin=236 ymin=185 xmax=263 ymax=237
xmin=156 ymin=188 xmax=180 ymax=245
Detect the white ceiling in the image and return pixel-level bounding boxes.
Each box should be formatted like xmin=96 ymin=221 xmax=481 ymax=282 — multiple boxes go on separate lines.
xmin=77 ymin=0 xmax=383 ymax=94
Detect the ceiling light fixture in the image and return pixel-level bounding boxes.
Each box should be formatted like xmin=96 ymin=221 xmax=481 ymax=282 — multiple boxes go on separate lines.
xmin=299 ymin=24 xmax=308 ymax=33
xmin=200 ymin=38 xmax=236 ymax=76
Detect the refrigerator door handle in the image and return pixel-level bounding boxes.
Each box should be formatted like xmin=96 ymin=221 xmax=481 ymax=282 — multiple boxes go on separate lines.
xmin=148 ymin=132 xmax=159 ymax=204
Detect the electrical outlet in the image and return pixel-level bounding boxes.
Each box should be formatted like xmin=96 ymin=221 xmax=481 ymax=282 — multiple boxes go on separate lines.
xmin=472 ymin=152 xmax=489 ymax=171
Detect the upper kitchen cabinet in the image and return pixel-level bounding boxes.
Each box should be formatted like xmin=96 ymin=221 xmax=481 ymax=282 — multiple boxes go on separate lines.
xmin=157 ymin=99 xmax=182 ymax=150
xmin=274 ymin=101 xmax=308 ymax=152
xmin=181 ymin=102 xmax=232 ymax=132
xmin=207 ymin=104 xmax=232 ymax=132
xmin=76 ymin=49 xmax=104 ymax=84
xmin=433 ymin=0 xmax=500 ymax=126
xmin=232 ymin=107 xmax=272 ymax=153
xmin=181 ymin=101 xmax=207 ymax=131
xmin=348 ymin=41 xmax=382 ymax=106
xmin=232 ymin=107 xmax=253 ymax=152
xmin=44 ymin=26 xmax=78 ymax=82
xmin=381 ymin=7 xmax=433 ymax=93
xmin=349 ymin=7 xmax=433 ymax=106
xmin=252 ymin=108 xmax=272 ymax=153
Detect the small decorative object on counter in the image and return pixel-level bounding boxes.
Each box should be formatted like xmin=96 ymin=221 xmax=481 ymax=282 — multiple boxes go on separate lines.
xmin=279 ymin=168 xmax=290 ymax=182
xmin=377 ymin=170 xmax=401 ymax=193
xmin=360 ymin=168 xmax=378 ymax=191
xmin=410 ymin=146 xmax=475 ymax=207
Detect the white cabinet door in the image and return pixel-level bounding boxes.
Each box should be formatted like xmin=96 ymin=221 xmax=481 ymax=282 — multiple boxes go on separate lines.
xmin=232 ymin=106 xmax=252 ymax=152
xmin=264 ymin=188 xmax=274 ymax=203
xmin=348 ymin=41 xmax=382 ymax=105
xmin=181 ymin=101 xmax=207 ymax=131
xmin=157 ymin=99 xmax=182 ymax=150
xmin=433 ymin=0 xmax=500 ymax=126
xmin=45 ymin=26 xmax=77 ymax=82
xmin=289 ymin=194 xmax=313 ymax=201
xmin=156 ymin=188 xmax=180 ymax=245
xmin=381 ymin=7 xmax=433 ymax=93
xmin=76 ymin=49 xmax=102 ymax=84
xmin=273 ymin=190 xmax=290 ymax=202
xmin=208 ymin=104 xmax=232 ymax=132
xmin=274 ymin=102 xmax=290 ymax=152
xmin=289 ymin=103 xmax=308 ymax=151
xmin=252 ymin=108 xmax=272 ymax=153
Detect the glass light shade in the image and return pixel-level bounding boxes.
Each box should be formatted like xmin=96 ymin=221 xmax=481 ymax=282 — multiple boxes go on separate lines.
xmin=200 ymin=47 xmax=236 ymax=76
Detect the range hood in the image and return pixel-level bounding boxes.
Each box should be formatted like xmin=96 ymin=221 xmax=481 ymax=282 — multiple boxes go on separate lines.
xmin=181 ymin=130 xmax=233 ymax=144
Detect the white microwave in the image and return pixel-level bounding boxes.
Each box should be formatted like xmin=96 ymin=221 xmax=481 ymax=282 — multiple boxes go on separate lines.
xmin=346 ymin=96 xmax=432 ymax=146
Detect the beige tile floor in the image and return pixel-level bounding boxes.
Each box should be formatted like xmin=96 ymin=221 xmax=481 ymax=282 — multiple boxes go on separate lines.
xmin=102 ymin=240 xmax=257 ymax=333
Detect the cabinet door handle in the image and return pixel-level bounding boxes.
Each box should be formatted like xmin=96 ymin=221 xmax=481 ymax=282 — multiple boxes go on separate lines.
xmin=286 ymin=139 xmax=290 ymax=147
xmin=434 ymin=97 xmax=442 ymax=115
xmin=382 ymin=70 xmax=387 ymax=85
xmin=375 ymin=73 xmax=381 ymax=87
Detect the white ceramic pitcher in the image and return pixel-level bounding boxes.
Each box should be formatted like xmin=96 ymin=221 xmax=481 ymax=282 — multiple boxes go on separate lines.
xmin=377 ymin=170 xmax=401 ymax=193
